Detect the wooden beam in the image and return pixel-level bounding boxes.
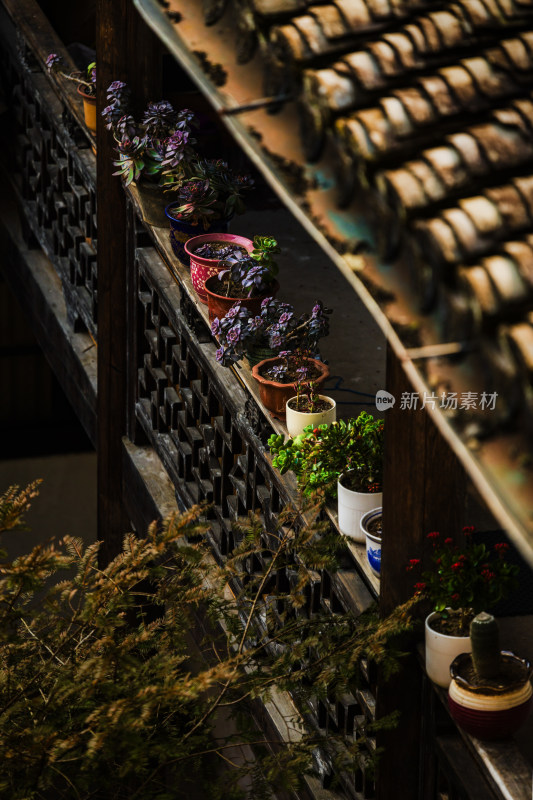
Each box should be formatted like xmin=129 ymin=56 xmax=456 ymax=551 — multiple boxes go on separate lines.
xmin=376 ymin=343 xmax=467 ymax=800
xmin=95 ymin=0 xmax=161 ymax=563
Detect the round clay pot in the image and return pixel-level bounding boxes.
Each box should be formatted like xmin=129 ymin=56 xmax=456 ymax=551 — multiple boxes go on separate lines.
xmin=164 ymin=204 xmax=231 ymax=263
xmin=77 ymin=84 xmax=96 ymax=132
xmin=184 ymin=233 xmax=253 ymax=303
xmin=204 ymin=276 xmax=280 ymax=325
xmin=251 ymin=357 xmax=329 ymax=419
xmin=337 ymin=473 xmax=382 ymax=543
xmin=425 ymin=611 xmax=471 ymax=689
xmin=285 ymin=395 xmax=336 ymax=437
xmin=448 ymin=651 xmax=532 ymax=740
xmin=360 ymin=506 xmax=382 ymax=578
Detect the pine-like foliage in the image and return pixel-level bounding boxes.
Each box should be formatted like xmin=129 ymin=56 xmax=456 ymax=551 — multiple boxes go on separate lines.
xmin=0 ymin=483 xmax=418 ymax=799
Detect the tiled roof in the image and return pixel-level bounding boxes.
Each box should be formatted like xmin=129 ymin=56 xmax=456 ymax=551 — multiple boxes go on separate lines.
xmin=251 ymin=0 xmax=533 ymax=433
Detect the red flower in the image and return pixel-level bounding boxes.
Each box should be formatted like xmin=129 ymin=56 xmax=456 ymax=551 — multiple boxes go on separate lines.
xmin=414 ymin=582 xmax=426 ymax=591
xmin=451 ymin=562 xmax=462 ymax=571
xmin=451 ymin=593 xmax=460 ymax=602
xmin=494 ymin=542 xmax=508 ymax=550
xmin=444 ymin=537 xmax=453 ymax=545
xmin=427 ymin=532 xmax=440 ymax=540
xmin=458 ymin=554 xmax=467 ymax=562
xmin=463 ymin=525 xmax=475 ymax=535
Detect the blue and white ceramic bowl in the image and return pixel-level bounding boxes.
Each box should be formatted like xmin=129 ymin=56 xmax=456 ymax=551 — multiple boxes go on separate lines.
xmin=360 ymin=507 xmax=382 ymax=578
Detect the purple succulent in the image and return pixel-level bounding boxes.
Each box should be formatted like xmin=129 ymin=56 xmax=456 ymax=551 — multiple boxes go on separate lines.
xmin=46 ymin=53 xmax=62 ymax=72
xmin=162 ymin=130 xmax=190 ymax=169
xmin=247 ymin=316 xmax=263 ymax=332
xmin=270 ymin=364 xmax=287 ymax=382
xmin=226 ymin=324 xmax=242 ymax=345
xmin=142 ymin=100 xmax=176 ymax=138
xmin=107 ymin=81 xmax=129 ymax=105
xmin=114 ymin=114 xmax=136 ymax=139
xmin=211 ymin=318 xmax=221 ymax=337
xmin=225 ymin=303 xmax=242 ymax=320
xmin=102 ymin=103 xmax=123 ymax=130
xmin=278 ymin=311 xmax=293 ymax=325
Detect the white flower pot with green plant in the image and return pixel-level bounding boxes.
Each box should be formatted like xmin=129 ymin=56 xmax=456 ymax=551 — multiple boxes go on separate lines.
xmin=408 ymin=528 xmax=519 ymax=688
xmin=336 ymin=413 xmax=384 ymax=541
xmin=268 ymin=412 xmax=384 ymax=540
xmin=286 ymin=379 xmax=336 ymax=438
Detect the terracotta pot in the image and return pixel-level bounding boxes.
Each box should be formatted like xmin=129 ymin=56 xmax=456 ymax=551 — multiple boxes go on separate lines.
xmin=360 ymin=506 xmax=382 ymax=578
xmin=184 ymin=233 xmax=253 ymax=303
xmin=251 ymin=357 xmax=329 ymax=419
xmin=165 ymin=204 xmax=231 ymax=263
xmin=285 ymin=395 xmax=336 ymax=437
xmin=204 ymin=277 xmax=279 ymax=325
xmin=77 ymin=84 xmax=96 ymax=132
xmin=337 ymin=473 xmax=382 ymax=543
xmin=425 ymin=611 xmax=471 ymax=689
xmin=448 ymin=651 xmax=532 ymax=739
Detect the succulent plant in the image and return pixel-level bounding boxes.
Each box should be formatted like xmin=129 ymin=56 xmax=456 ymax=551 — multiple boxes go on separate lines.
xmin=470 ymin=612 xmax=501 ymax=680
xmin=213 ymin=296 xmax=332 ymax=370
xmin=162 ymin=158 xmax=254 ymax=226
xmin=45 ymin=53 xmax=96 ymax=96
xmin=216 ymin=235 xmax=279 ymax=298
xmin=101 ymin=81 xmax=253 ymax=219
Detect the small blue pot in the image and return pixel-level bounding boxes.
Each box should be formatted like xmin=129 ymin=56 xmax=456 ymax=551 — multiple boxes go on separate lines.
xmin=360 ymin=507 xmax=382 ymax=579
xmin=164 ymin=204 xmax=230 ymax=263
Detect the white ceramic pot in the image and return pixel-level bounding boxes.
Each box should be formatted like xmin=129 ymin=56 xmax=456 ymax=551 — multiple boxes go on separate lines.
xmin=337 ymin=475 xmax=382 ymax=542
xmin=285 ymin=395 xmax=336 ymax=438
xmin=360 ymin=506 xmax=382 ymax=578
xmin=425 ymin=611 xmax=471 ymax=689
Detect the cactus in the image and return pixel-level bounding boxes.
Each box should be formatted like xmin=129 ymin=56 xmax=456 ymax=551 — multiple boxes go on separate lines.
xmin=470 ymin=612 xmax=501 ymax=680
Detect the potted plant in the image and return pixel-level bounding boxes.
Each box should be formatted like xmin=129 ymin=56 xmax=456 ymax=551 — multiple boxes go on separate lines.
xmin=102 ymin=81 xmax=198 ymax=227
xmin=102 ymin=82 xmax=253 ymax=235
xmin=184 ymin=233 xmax=253 ymax=302
xmin=360 ymin=506 xmax=382 ymax=578
xmin=448 ymin=612 xmax=532 ymax=739
xmin=285 ymin=376 xmax=336 ymax=437
xmin=408 ymin=529 xmax=519 ymax=688
xmin=253 ymin=352 xmax=330 ymax=419
xmin=250 ymin=299 xmax=333 ymax=417
xmin=164 ymin=158 xmax=254 ymax=260
xmin=204 ymin=235 xmax=281 ymax=323
xmin=336 ymin=413 xmax=384 ymax=541
xmin=268 ymin=412 xmax=384 ymax=526
xmin=46 ymin=53 xmax=97 ymax=131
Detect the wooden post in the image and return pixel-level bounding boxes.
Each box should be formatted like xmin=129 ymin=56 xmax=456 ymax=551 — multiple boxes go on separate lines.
xmin=376 ymin=344 xmax=466 ymax=799
xmin=96 ymin=0 xmax=161 ymax=563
